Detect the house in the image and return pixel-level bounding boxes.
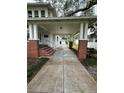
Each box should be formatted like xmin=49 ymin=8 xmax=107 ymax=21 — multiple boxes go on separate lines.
xmin=27 ymin=2 xmax=97 ymax=60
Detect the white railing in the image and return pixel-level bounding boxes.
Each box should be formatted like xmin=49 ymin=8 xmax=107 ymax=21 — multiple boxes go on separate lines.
xmin=40 ymin=39 xmax=55 ymax=48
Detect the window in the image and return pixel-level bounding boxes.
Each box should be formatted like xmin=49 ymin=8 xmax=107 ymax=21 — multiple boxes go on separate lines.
xmin=28 ymin=11 xmax=32 ymax=17
xmin=41 ymin=10 xmax=45 ymax=17
xmin=34 ymin=10 xmax=39 ymax=17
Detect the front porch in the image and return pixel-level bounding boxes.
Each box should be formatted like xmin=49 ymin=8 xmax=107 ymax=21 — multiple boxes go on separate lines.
xmin=27 ymin=16 xmax=97 ymax=60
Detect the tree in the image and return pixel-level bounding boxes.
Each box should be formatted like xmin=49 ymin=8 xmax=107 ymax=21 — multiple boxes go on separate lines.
xmin=34 ymin=0 xmax=97 ymax=17
xmin=88 ymin=22 xmax=97 ymax=41
xmin=65 ymin=0 xmax=97 ymax=16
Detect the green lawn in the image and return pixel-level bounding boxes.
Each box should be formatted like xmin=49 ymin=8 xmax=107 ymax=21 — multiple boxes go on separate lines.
xmin=27 ymin=58 xmax=49 ymax=83
xmin=81 ymin=48 xmax=97 ymax=66
xmin=83 ymin=58 xmax=97 ymax=66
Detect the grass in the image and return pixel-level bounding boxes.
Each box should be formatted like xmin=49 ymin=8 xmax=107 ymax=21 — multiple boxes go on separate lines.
xmin=27 ymin=58 xmax=49 ymax=83
xmin=81 ymin=48 xmax=97 ymax=69
xmin=83 ymin=57 xmax=97 ymax=66
xmin=81 ymin=56 xmax=97 ymax=81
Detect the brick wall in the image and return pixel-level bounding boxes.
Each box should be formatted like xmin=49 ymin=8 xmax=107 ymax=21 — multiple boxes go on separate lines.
xmin=78 ymin=40 xmax=87 ymax=60
xmin=27 ymin=40 xmax=39 ymax=58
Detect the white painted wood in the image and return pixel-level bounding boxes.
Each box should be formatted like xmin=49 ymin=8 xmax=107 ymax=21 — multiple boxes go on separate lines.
xmin=84 ymin=22 xmax=88 ymax=40
xmin=33 ymin=24 xmax=38 ymax=40
xmin=32 ymin=10 xmax=35 ymax=18
xmin=29 ymin=24 xmax=33 ymax=40
xmin=38 ymin=10 xmax=41 ymax=18
xmin=45 ymin=8 xmax=48 ymax=17
xmin=79 ymin=23 xmax=84 ymax=40
xmin=79 ymin=22 xmax=89 ymax=40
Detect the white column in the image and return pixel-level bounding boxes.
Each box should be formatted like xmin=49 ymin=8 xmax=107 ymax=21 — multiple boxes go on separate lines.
xmin=84 ymin=22 xmax=88 ymax=40
xmin=32 ymin=10 xmax=35 ymax=18
xmin=79 ymin=23 xmax=84 ymax=40
xmin=33 ymin=24 xmax=38 ymax=40
xmin=38 ymin=10 xmax=41 ymax=17
xmin=29 ymin=24 xmax=33 ymax=40
xmin=45 ymin=9 xmax=48 ymax=17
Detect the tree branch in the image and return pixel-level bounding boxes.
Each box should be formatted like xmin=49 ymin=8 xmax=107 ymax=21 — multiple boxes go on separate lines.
xmin=66 ymin=0 xmax=97 ymax=16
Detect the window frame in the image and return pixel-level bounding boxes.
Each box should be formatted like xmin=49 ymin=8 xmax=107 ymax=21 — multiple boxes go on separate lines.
xmin=28 ymin=10 xmax=32 ymax=17
xmin=41 ymin=10 xmax=45 ymax=17
xmin=34 ymin=10 xmax=39 ymax=17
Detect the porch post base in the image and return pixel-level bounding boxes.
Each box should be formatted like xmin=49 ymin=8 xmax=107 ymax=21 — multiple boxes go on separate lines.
xmin=27 ymin=40 xmax=39 ymax=58
xmin=78 ymin=40 xmax=87 ymax=60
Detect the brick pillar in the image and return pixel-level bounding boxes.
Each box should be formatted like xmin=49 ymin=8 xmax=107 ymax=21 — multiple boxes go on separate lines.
xmin=27 ymin=40 xmax=39 ymax=58
xmin=78 ymin=40 xmax=87 ymax=60
xmin=69 ymin=41 xmax=73 ymax=49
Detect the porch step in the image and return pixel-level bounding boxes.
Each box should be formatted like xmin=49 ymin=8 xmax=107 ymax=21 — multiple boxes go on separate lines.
xmin=39 ymin=45 xmax=55 ymax=56
xmin=41 ymin=47 xmax=52 ymax=51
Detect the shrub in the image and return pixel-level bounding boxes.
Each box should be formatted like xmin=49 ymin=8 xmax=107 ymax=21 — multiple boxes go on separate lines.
xmin=83 ymin=58 xmax=97 ymax=66
xmin=88 ymin=48 xmax=97 ymax=54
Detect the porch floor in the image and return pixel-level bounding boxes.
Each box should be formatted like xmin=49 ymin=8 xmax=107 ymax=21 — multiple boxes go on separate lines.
xmin=27 ymin=48 xmax=97 ymax=93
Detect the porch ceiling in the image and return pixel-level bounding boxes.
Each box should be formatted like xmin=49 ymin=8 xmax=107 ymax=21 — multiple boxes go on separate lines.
xmin=38 ymin=22 xmax=80 ymax=35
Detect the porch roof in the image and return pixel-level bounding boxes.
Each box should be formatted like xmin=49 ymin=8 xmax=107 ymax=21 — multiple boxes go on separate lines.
xmin=27 ymin=16 xmax=97 ymax=25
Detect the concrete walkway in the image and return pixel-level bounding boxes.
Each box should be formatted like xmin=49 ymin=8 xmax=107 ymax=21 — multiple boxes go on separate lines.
xmin=28 ymin=48 xmax=97 ymax=93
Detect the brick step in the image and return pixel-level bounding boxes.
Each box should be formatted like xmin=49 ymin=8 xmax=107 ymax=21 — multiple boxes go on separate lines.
xmin=44 ymin=48 xmax=53 ymax=52
xmin=40 ymin=50 xmax=54 ymax=55
xmin=47 ymin=49 xmax=54 ymax=53
xmin=41 ymin=51 xmax=55 ymax=56
xmin=39 ymin=46 xmax=55 ymax=56
xmin=40 ymin=49 xmax=54 ymax=53
xmin=40 ymin=47 xmax=54 ymax=51
xmin=40 ymin=52 xmax=54 ymax=56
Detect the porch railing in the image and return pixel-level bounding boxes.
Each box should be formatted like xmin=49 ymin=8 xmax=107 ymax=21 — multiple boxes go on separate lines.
xmin=40 ymin=39 xmax=55 ymax=48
